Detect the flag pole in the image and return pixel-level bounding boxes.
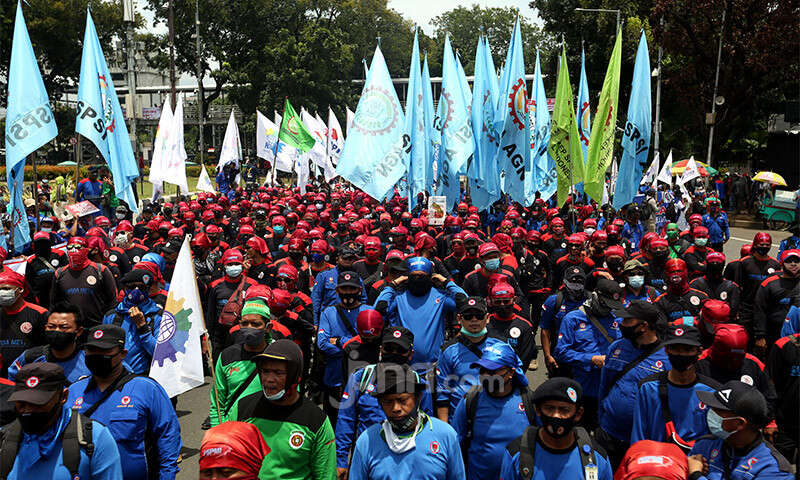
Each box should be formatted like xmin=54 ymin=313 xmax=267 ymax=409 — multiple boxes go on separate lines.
xmin=270 ymin=97 xmax=287 ymax=187
xmin=31 ymin=154 xmax=39 ymax=227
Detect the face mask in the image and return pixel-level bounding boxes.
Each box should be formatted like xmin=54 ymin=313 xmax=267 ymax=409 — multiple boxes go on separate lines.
xmin=68 ymin=249 xmax=89 ymax=269
xmin=540 ymin=414 xmax=576 ymax=439
xmin=289 ymin=251 xmax=303 ymax=262
xmin=388 ymin=407 xmax=419 ymax=433
xmin=667 ymin=230 xmax=679 ymax=240
xmin=627 ymin=275 xmax=645 ymax=289
xmin=315 ymin=203 xmax=324 ymax=210
xmin=584 ymin=228 xmax=596 ymax=236
xmin=492 ymin=305 xmax=514 ymax=318
xmin=225 ymin=264 xmax=243 ymax=278
xmin=45 ymin=330 xmax=76 ymax=350
xmin=667 ymin=353 xmax=697 ymax=372
xmin=85 ymin=354 xmax=116 ymax=377
xmin=592 ymin=295 xmax=613 ymax=317
xmin=707 ymin=263 xmax=724 ymax=278
xmin=263 ymin=385 xmax=286 ymax=401
xmin=339 ymin=292 xmax=360 ymax=308
xmin=114 ymin=234 xmax=128 ymax=247
xmin=18 ymin=395 xmax=63 ymax=434
xmin=707 ymin=409 xmax=739 ymax=440
xmin=754 ymin=246 xmax=770 ymax=257
xmin=239 ymin=327 xmax=265 ymax=347
xmin=0 ymin=289 xmax=18 ymax=307
xmin=653 ymin=251 xmax=669 ymax=263
xmin=380 ymin=351 xmax=410 ymax=365
xmin=272 ymin=226 xmax=284 ymax=235
xmin=460 ymin=326 xmax=487 ymax=338
xmin=382 ymin=410 xmax=423 ymax=454
xmin=124 ymin=288 xmax=146 ymax=306
xmin=41 ymin=226 xmax=52 ymax=233
xmin=607 ymin=259 xmax=624 ymax=273
xmin=695 ymin=237 xmax=708 ymax=247
xmin=484 ymin=258 xmax=501 ymax=271
xmin=407 ymin=276 xmax=432 ymax=297
xmin=115 ymin=213 xmax=126 ymax=220
xmin=34 ymin=242 xmax=51 ymax=257
xmin=563 ymin=280 xmax=584 ymax=293
xmin=310 ymin=253 xmax=325 ymax=263
xmin=619 ymin=322 xmax=643 ymax=342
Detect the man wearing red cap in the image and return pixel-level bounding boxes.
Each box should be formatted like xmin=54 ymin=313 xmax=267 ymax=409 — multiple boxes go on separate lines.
xmin=542 ymin=217 xmax=568 ymax=261
xmin=271 ymin=237 xmax=313 ymax=294
xmin=244 ymin=236 xmax=272 ymax=285
xmin=0 ymin=269 xmax=47 ymax=378
xmin=690 ymin=251 xmax=742 ymax=319
xmin=487 ymin=283 xmax=536 ymax=370
xmin=25 ymin=232 xmax=67 ymax=310
xmin=654 ymin=259 xmax=709 ymax=323
xmin=553 ymin=234 xmax=595 ymax=287
xmin=199 ymin=421 xmax=270 ymax=479
xmin=352 ymin=236 xmax=383 ymax=281
xmin=206 ymin=249 xmax=257 ymax=357
xmin=462 ymin=242 xmax=525 ymax=304
xmin=754 ymin=249 xmax=800 ymax=348
xmin=615 ymin=440 xmax=688 ymax=480
xmin=682 ymin=225 xmax=711 ymax=279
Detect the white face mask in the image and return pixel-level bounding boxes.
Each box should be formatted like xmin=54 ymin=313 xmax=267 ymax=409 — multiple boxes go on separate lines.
xmin=225 ymin=264 xmax=243 ymax=278
xmin=263 ymin=385 xmax=285 ymax=401
xmin=115 ymin=213 xmax=126 ymax=220
xmin=0 ymin=289 xmax=18 ymax=307
xmin=585 ymin=228 xmax=596 ymax=236
xmin=41 ymin=227 xmax=52 ymax=233
xmin=114 ymin=234 xmax=128 ymax=246
xmin=381 ymin=415 xmax=424 ymax=454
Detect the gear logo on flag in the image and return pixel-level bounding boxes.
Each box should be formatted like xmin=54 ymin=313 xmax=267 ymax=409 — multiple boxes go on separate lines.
xmin=353 ymin=85 xmax=399 ymax=136
xmin=508 ymin=78 xmax=528 ymax=130
xmin=153 ymin=296 xmax=193 ymax=367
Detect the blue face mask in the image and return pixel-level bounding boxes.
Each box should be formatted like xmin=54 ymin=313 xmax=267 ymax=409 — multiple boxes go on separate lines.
xmin=627 ymin=275 xmax=645 ymax=289
xmin=706 ymin=409 xmax=740 ymax=440
xmin=484 ymin=258 xmax=501 ymax=272
xmin=273 ymin=226 xmax=284 ymax=235
xmin=124 ymin=288 xmax=146 ymax=306
xmin=311 ymin=253 xmax=325 ymax=263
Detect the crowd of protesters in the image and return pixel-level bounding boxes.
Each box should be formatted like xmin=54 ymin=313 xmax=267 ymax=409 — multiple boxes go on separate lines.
xmin=0 ymin=168 xmax=797 ymax=480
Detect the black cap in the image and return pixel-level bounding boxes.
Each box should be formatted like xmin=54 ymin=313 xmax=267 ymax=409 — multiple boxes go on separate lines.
xmin=382 ymin=326 xmax=414 ymax=350
xmin=122 ymin=269 xmax=154 ymax=287
xmin=614 ymin=300 xmax=666 ymax=328
xmin=663 ymin=324 xmax=702 ymax=347
xmin=9 ymin=363 xmax=67 ymax=405
xmin=85 ymin=324 xmax=126 ymax=349
xmin=369 ymin=363 xmax=426 ymax=397
xmin=337 ymin=271 xmax=361 ymax=289
xmin=339 ymin=242 xmax=360 ymax=259
xmin=532 ymin=377 xmax=583 ymax=406
xmin=460 ymin=296 xmax=488 ymax=315
xmin=564 ymin=266 xmax=586 ymax=282
xmin=161 ymin=240 xmax=180 ymax=255
xmin=697 ymin=380 xmax=770 ymax=428
xmin=252 ymin=339 xmax=304 ymax=386
xmin=595 ymin=278 xmax=625 ymax=310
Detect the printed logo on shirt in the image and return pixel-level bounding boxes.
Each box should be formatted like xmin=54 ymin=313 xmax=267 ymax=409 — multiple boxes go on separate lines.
xmin=133 ymin=256 xmax=141 ymax=263
xmin=698 ymin=401 xmax=707 ymax=410
xmin=654 ymin=360 xmax=664 ymax=369
xmin=613 ymin=349 xmax=621 ymax=357
xmin=579 ymin=322 xmax=587 ymax=330
xmin=509 ymin=327 xmax=521 ymax=338
xmin=94 ymin=330 xmax=104 ymax=339
xmin=51 ymin=259 xmax=59 ymax=266
xmin=110 ymin=254 xmax=118 ymax=262
xmin=435 ymin=298 xmax=441 ymax=304
xmin=740 ymin=375 xmax=753 ymax=386
xmin=518 ymin=402 xmax=525 ymax=412
xmin=612 ymin=321 xmax=619 ymax=329
xmin=74 ymin=397 xmax=84 ymax=407
xmin=720 ymin=291 xmax=728 ymax=300
xmin=742 ymin=457 xmax=758 ymax=470
xmin=86 ymin=275 xmax=97 ymax=286
xmin=289 ymin=431 xmax=305 ymax=449
xmin=19 ymin=322 xmax=32 ymax=334
xmin=689 ymin=296 xmax=700 ymax=306
xmin=120 ymin=396 xmax=131 ymax=406
xmin=429 ymin=441 xmax=440 ymax=454
xmin=710 ymin=449 xmax=719 ymax=459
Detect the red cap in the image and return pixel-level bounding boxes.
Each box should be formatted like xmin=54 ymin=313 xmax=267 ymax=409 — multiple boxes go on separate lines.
xmin=740 ymin=244 xmax=752 ymax=257
xmin=311 ymin=240 xmax=329 ymax=254
xmin=605 ymin=245 xmax=626 ymax=260
xmin=583 ymin=218 xmax=597 ymax=229
xmin=68 ymin=237 xmax=87 ymax=248
xmin=706 ymin=251 xmax=726 ymax=264
xmin=244 ymin=284 xmax=273 ymax=303
xmin=94 ymin=216 xmax=110 ymax=227
xmin=288 ymin=237 xmax=306 ymax=252
xmin=277 ymin=263 xmax=299 ymax=281
xmin=700 ymin=299 xmax=730 ymax=327
xmin=478 ymin=242 xmax=500 ymax=257
xmin=665 ymin=258 xmax=687 ymax=274
xmin=205 ymin=224 xmax=222 ymax=235
xmin=650 ymin=237 xmax=668 ymax=249
xmin=356 ymin=309 xmax=384 ymax=337
xmin=567 ymin=234 xmax=583 ymax=245
xmin=246 ymin=236 xmax=269 ymax=256
xmin=222 ymin=249 xmax=244 ymax=265
xmin=550 ymin=217 xmax=564 ymax=227
xmin=526 ymin=230 xmax=541 ymax=242
xmin=614 ymin=440 xmax=688 ymax=480
xmin=753 ymin=232 xmax=772 ymax=245
xmin=385 ymin=249 xmax=405 ymax=262
xmin=489 ymin=282 xmax=515 ymax=300
xmin=414 ymin=233 xmax=436 ymax=252
xmin=709 ymin=324 xmax=748 ymax=370
xmin=115 ymin=221 xmax=133 ymax=233
xmin=33 ymin=231 xmax=50 ymax=242
xmin=692 ymin=226 xmax=709 ymax=238
xmin=780 ymin=249 xmax=800 ymax=263
xmin=191 ymin=233 xmax=212 ymax=249
xmin=237 ymin=225 xmax=254 ymax=237
xmin=364 ymin=236 xmax=381 ymax=250
xmin=199 ymin=421 xmax=270 ymax=475
xmin=0 ymin=269 xmax=25 ymax=289
xmin=491 ymin=233 xmax=513 ymax=254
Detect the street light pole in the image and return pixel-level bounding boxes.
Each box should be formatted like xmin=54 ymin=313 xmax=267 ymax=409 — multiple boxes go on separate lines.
xmin=653 ymin=19 xmax=664 ymax=159
xmin=575 ymin=7 xmax=621 ymax=32
xmin=123 ymin=0 xmax=139 ymax=196
xmin=706 ymin=5 xmax=726 ymax=167
xmin=195 ymin=0 xmax=204 ymax=167
xmin=168 ymin=0 xmax=176 ymax=109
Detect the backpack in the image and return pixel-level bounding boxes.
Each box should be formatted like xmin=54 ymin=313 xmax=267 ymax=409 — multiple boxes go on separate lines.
xmin=219 ymin=279 xmax=248 ymax=327
xmin=462 ymin=385 xmax=537 ymax=462
xmin=0 ymin=407 xmax=93 ymax=479
xmin=518 ymin=425 xmax=596 ymax=480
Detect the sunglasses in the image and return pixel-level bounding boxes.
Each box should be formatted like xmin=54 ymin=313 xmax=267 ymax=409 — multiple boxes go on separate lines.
xmin=382 ymin=345 xmax=408 ymax=354
xmin=784 ymin=258 xmax=800 ymax=265
xmin=66 ymin=244 xmax=83 ymax=251
xmin=461 ymin=312 xmax=484 ymax=321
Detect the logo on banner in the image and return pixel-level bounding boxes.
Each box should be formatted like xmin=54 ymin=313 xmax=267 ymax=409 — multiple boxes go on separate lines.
xmin=353 ymin=86 xmax=399 ymax=136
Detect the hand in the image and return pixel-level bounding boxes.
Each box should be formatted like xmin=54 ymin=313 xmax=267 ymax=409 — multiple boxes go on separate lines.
xmin=596 ymin=271 xmax=613 ymax=280
xmin=129 ymin=306 xmax=146 ymax=328
xmin=591 ymin=355 xmax=606 ymax=368
xmin=243 ymin=258 xmax=252 ymax=270
xmin=329 ymin=337 xmax=339 ymax=346
xmin=763 ymin=426 xmax=778 ymax=444
xmin=687 ymin=454 xmax=708 ymax=475
xmin=545 ymin=355 xmax=558 ymax=373
xmin=336 ymin=468 xmax=349 ymax=480
xmin=754 ymin=338 xmax=767 ymax=358
xmin=393 ymin=276 xmax=408 ymax=288
xmin=431 ymin=273 xmax=447 ymax=286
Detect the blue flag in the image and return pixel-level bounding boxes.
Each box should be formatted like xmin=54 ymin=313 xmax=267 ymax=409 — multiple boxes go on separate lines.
xmin=5 ymin=1 xmax=58 ymax=253
xmin=469 ymin=35 xmax=501 ymax=211
xmin=532 ymin=50 xmax=556 ymax=201
xmin=614 ymin=31 xmax=652 ymax=210
xmin=338 ymin=45 xmax=407 ymax=200
xmin=421 ymin=54 xmax=438 ymax=200
xmin=493 ymin=17 xmax=533 ymax=206
xmin=435 ymin=34 xmax=474 ymax=212
xmin=76 ymin=10 xmax=139 ymax=213
xmin=455 ymin=52 xmax=472 ymax=106
xmin=576 ymin=47 xmax=592 ymax=197
xmin=406 ymin=29 xmax=429 ymax=211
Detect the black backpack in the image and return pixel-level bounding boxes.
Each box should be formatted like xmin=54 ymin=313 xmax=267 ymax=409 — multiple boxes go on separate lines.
xmin=0 ymin=407 xmax=93 ymax=479
xmin=518 ymin=425 xmax=596 ymax=479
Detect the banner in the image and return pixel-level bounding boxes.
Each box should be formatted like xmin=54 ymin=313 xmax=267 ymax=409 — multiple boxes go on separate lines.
xmin=166 ymin=93 xmax=189 ymax=194
xmin=279 ymin=99 xmax=316 ymax=152
xmin=273 ymin=112 xmax=299 ymax=174
xmin=218 ymin=110 xmax=241 ymax=173
xmin=532 ymin=50 xmax=556 ymax=201
xmin=327 ymin=107 xmax=345 ymax=169
xmin=657 ymin=150 xmax=673 ymax=185
xmin=256 ymin=109 xmax=279 ymax=162
xmin=427 ymin=196 xmax=447 ymax=225
xmin=421 ymin=54 xmax=438 ymax=203
xmin=469 ymin=34 xmax=501 ymax=212
xmin=406 ymin=28 xmax=430 ymax=211
xmin=65 ymin=200 xmax=101 ymax=218
xmin=196 ymin=165 xmax=215 ymax=193
xmin=148 ymin=97 xmax=173 ymax=197
xmin=549 ymin=44 xmax=584 ymax=207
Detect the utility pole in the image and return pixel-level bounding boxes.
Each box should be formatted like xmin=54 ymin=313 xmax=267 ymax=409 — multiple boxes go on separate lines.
xmin=706 ymin=5 xmax=726 ymax=167
xmin=123 ymin=0 xmax=139 ymax=195
xmin=653 ymin=18 xmax=664 ymax=160
xmin=168 ymin=0 xmax=177 ymax=109
xmin=195 ymin=0 xmax=204 ymax=166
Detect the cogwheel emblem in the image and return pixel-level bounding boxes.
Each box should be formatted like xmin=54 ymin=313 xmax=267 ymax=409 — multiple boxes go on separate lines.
xmin=507 ymin=78 xmax=529 ymax=131
xmin=353 ymin=85 xmax=399 ymax=136
xmin=153 ymin=296 xmax=193 ymax=367
xmin=579 ymin=101 xmax=591 ymax=146
xmin=440 ymin=93 xmax=455 ymax=131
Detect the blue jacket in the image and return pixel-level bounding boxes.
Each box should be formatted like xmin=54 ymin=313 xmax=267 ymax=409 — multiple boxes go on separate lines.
xmin=67 ymin=370 xmax=182 ymax=480
xmin=781 ymin=305 xmax=799 ymax=338
xmin=689 ymin=436 xmax=794 ymax=479
xmin=348 ymin=414 xmax=465 ymax=480
xmin=452 ymin=388 xmax=537 ymax=480
xmin=499 ymin=430 xmax=613 ymax=480
xmin=215 ymin=171 xmax=230 ymax=194
xmin=435 ymin=336 xmax=505 ymax=417
xmin=540 ymin=292 xmax=585 ymax=334
xmin=376 ymin=281 xmax=466 ymax=365
xmin=703 ymin=212 xmax=730 ymax=243
xmin=311 ymin=266 xmax=366 ymax=325
xmin=9 ymin=348 xmax=91 ymax=384
xmin=778 ymin=235 xmax=800 ymax=259
xmin=631 ymin=373 xmax=718 ymax=444
xmin=554 ymin=307 xmax=621 ymax=398
xmin=335 ymin=364 xmax=434 ymax=468
xmin=102 ymin=297 xmax=163 ymax=374
xmin=74 ymin=178 xmax=103 ymax=202
xmin=317 ymin=303 xmax=370 ymax=387
xmin=598 ymin=339 xmax=670 ymax=443
xmin=622 ymin=221 xmax=645 ymax=252
xmin=7 ymin=406 xmax=122 ymax=480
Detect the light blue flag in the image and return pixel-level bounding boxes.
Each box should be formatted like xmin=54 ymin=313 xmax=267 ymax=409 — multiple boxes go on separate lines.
xmin=614 ymin=31 xmax=652 ymax=210
xmin=406 ymin=28 xmax=429 ymax=211
xmin=576 ymin=47 xmax=592 ymax=196
xmin=337 ymin=44 xmax=407 ymax=200
xmin=455 ymin=52 xmax=472 ymax=106
xmin=492 ymin=17 xmax=533 ymax=206
xmin=422 ymin=55 xmax=439 ymax=199
xmin=435 ymin=34 xmax=474 ymax=212
xmin=469 ymin=35 xmax=501 ymax=211
xmin=76 ymin=10 xmax=139 ymax=213
xmin=5 ymin=1 xmax=58 ymax=253
xmin=532 ymin=50 xmax=556 ymax=201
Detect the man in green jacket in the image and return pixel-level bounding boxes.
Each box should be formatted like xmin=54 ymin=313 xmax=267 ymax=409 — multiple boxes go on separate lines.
xmin=229 ymin=339 xmax=336 ymax=479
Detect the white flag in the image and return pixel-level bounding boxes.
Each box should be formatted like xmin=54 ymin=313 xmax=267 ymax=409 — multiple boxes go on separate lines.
xmin=657 ymin=149 xmax=673 ymax=185
xmin=610 ymin=159 xmax=619 ymax=195
xmin=218 ymin=110 xmax=241 ymax=172
xmin=273 ymin=112 xmax=298 ymax=173
xmin=346 ymin=107 xmax=355 ymax=135
xmin=148 ymin=99 xmax=173 ymax=197
xmin=327 ymin=108 xmax=344 ymax=170
xmin=295 ymin=157 xmax=310 ymax=194
xmin=149 ymin=237 xmax=205 ymax=398
xmin=164 ymin=93 xmax=189 ymax=194
xmin=256 ymin=110 xmax=279 ymax=161
xmin=640 ymin=152 xmax=659 ymax=185
xmin=681 ymin=155 xmax=701 ymax=184
xmin=315 ymin=112 xmax=337 ymax=181
xmin=301 ymin=109 xmax=336 ymax=181
xmin=196 ymin=165 xmax=215 ymax=193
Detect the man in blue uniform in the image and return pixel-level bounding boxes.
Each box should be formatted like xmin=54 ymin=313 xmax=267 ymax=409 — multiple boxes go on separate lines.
xmin=597 ymin=300 xmax=670 ymax=468
xmin=67 ymin=325 xmax=182 ymax=480
xmin=348 ymin=363 xmax=465 ymax=480
xmin=540 ymin=266 xmax=589 ymax=377
xmin=689 ymin=381 xmax=793 ymax=479
xmin=311 ymin=242 xmax=365 ymax=326
xmin=500 ymin=378 xmax=613 ymax=480
xmin=435 ymin=297 xmax=504 ymax=422
xmin=3 ymin=362 xmax=122 ymax=480
xmin=451 ymin=343 xmax=537 ymax=480
xmin=631 ymin=324 xmax=720 ymax=450
xmin=702 ymin=197 xmax=730 ymax=252
xmin=375 ymin=256 xmax=467 ymax=365
xmin=74 ymin=167 xmax=103 ymax=213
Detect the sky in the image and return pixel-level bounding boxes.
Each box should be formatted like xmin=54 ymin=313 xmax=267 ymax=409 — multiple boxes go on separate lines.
xmin=387 ymin=0 xmax=540 ymax=35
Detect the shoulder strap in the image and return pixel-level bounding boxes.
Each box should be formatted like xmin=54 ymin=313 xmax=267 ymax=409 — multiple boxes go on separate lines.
xmin=111 ymin=311 xmax=125 ymax=326
xmin=358 ymin=364 xmax=377 ymax=395
xmin=462 ymin=384 xmax=483 ymax=462
xmin=334 ymin=305 xmax=359 ymax=338
xmin=223 ymin=367 xmax=260 ymax=417
xmin=574 ymin=427 xmax=596 ymax=469
xmin=458 ymin=335 xmax=485 ymax=359
xmin=554 ymin=291 xmax=564 ymax=312
xmin=23 ymin=345 xmax=49 ymax=364
xmin=519 ymin=387 xmax=538 ymax=426
xmin=83 ymin=372 xmax=138 ymax=417
xmin=611 ymin=343 xmax=663 ymax=386
xmin=61 ymin=410 xmax=94 ymax=478
xmin=583 ymin=308 xmax=614 ymax=344
xmin=657 ymin=370 xmax=693 ymax=452
xmin=518 ymin=426 xmax=539 ymax=480
xmin=0 ymin=420 xmax=23 ymax=479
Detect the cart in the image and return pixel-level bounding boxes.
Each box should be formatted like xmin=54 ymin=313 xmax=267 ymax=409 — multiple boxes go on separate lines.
xmin=760 ymin=189 xmax=796 ymax=230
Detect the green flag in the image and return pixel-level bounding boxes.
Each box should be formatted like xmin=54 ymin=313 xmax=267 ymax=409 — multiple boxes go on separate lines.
xmin=548 ymin=44 xmax=584 ymax=207
xmin=278 ymin=98 xmax=316 ymax=152
xmin=584 ymin=32 xmax=622 ymax=201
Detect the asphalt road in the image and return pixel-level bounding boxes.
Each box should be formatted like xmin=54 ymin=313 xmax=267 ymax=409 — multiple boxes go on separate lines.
xmin=173 ymin=224 xmax=792 ymax=479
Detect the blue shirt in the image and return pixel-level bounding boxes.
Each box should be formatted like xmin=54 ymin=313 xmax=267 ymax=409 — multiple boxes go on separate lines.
xmin=631 ymin=374 xmax=718 ymax=444
xmin=435 ymin=336 xmax=504 ymax=417
xmin=8 ymin=348 xmax=91 ymax=384
xmin=451 ymin=389 xmax=536 ymax=480
xmin=781 ymin=306 xmax=799 ymax=338
xmin=317 ymin=303 xmax=370 ymax=387
xmin=348 ymin=415 xmax=466 ymax=480
xmin=622 ymin=221 xmax=645 ymax=252
xmin=703 ymin=212 xmax=730 ymax=243
xmin=310 ymin=266 xmax=366 ymax=325
xmin=8 ymin=406 xmax=122 ymax=480
xmin=499 ymin=432 xmax=613 ymax=480
xmin=376 ymin=281 xmax=465 ymax=365
xmin=74 ymin=178 xmax=103 ymax=202
xmin=67 ymin=372 xmax=182 ymax=480
xmin=689 ymin=436 xmax=793 ymax=479
xmin=598 ymin=339 xmax=670 ymax=443
xmin=101 ymin=298 xmax=163 ymax=374
xmin=778 ymin=235 xmax=800 ymax=259
xmin=554 ymin=308 xmax=621 ymax=398
xmin=540 ymin=292 xmax=585 ymax=333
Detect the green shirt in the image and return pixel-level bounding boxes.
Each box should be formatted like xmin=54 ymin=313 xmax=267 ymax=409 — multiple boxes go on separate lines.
xmin=230 ymin=392 xmax=336 ymax=480
xmin=209 ymin=344 xmax=265 ymax=427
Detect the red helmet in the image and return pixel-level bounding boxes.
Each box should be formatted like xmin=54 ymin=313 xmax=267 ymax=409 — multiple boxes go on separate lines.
xmin=277 ymin=263 xmax=299 ymax=282
xmin=246 ymin=236 xmax=269 ymax=256
xmin=616 ymin=440 xmax=688 ymax=480
xmin=753 ymin=232 xmax=772 ymax=245
xmin=526 ymin=230 xmax=541 ymax=243
xmin=287 ymin=237 xmax=306 ymax=252
xmin=665 ymin=258 xmax=687 ymax=275
xmin=709 ymin=323 xmax=748 ymax=370
xmin=699 ymin=299 xmax=730 ymax=334
xmin=688 ymin=214 xmax=703 ymax=226
xmin=550 ymin=217 xmax=565 ymax=227
xmin=567 ymin=234 xmax=583 ymax=246
xmin=706 ymin=251 xmax=725 ymax=264
xmin=191 ymin=233 xmax=212 ymax=249
xmin=94 ymin=216 xmax=110 ymax=228
xmin=605 ymin=245 xmax=627 ymax=260
xmin=489 ymin=282 xmax=515 ymax=300
xmin=692 ymin=226 xmax=709 ymax=238
xmin=311 ymin=239 xmax=330 ymax=254
xmin=222 ymin=249 xmax=243 ymax=265
xmin=356 ymin=309 xmax=384 ymax=337
xmin=590 ymin=230 xmax=608 ymax=244
xmin=244 ymin=284 xmax=273 ymax=304
xmin=740 ymin=244 xmax=752 ymax=257
xmin=115 ymin=220 xmax=133 ymax=233
xmin=237 ymin=225 xmax=255 ymax=238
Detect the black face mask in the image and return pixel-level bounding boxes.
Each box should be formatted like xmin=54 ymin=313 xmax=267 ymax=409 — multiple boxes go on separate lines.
xmin=339 ymin=292 xmax=360 ymax=308
xmin=18 ymin=394 xmax=63 ymax=434
xmin=407 ymin=276 xmax=432 ymax=297
xmin=85 ymin=353 xmax=116 ymax=378
xmin=45 ymin=330 xmax=76 ymax=350
xmin=607 ymin=259 xmax=624 ymax=273
xmin=707 ymin=262 xmax=724 ymax=279
xmin=289 ymin=251 xmax=303 ymax=262
xmin=653 ymin=252 xmax=669 ymax=264
xmin=380 ymin=352 xmax=410 ymax=365
xmin=34 ymin=242 xmax=51 ymax=258
xmin=466 ymin=246 xmax=478 ymax=257
xmin=667 ymin=354 xmax=698 ymax=372
xmin=388 ymin=406 xmax=419 ymax=433
xmin=540 ymin=414 xmax=576 ymax=439
xmin=619 ymin=323 xmax=643 ymax=343
xmin=754 ymin=246 xmax=770 ymax=257
xmin=592 ymin=295 xmax=613 ymax=317
xmin=492 ymin=305 xmax=514 ymax=318
xmin=238 ymin=327 xmax=266 ymax=347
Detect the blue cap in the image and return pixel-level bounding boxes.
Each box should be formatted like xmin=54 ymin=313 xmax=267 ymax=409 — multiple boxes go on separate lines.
xmin=470 ymin=343 xmax=528 ymax=387
xmin=407 ymin=256 xmax=432 ymax=275
xmin=141 ymin=252 xmax=166 ymax=272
